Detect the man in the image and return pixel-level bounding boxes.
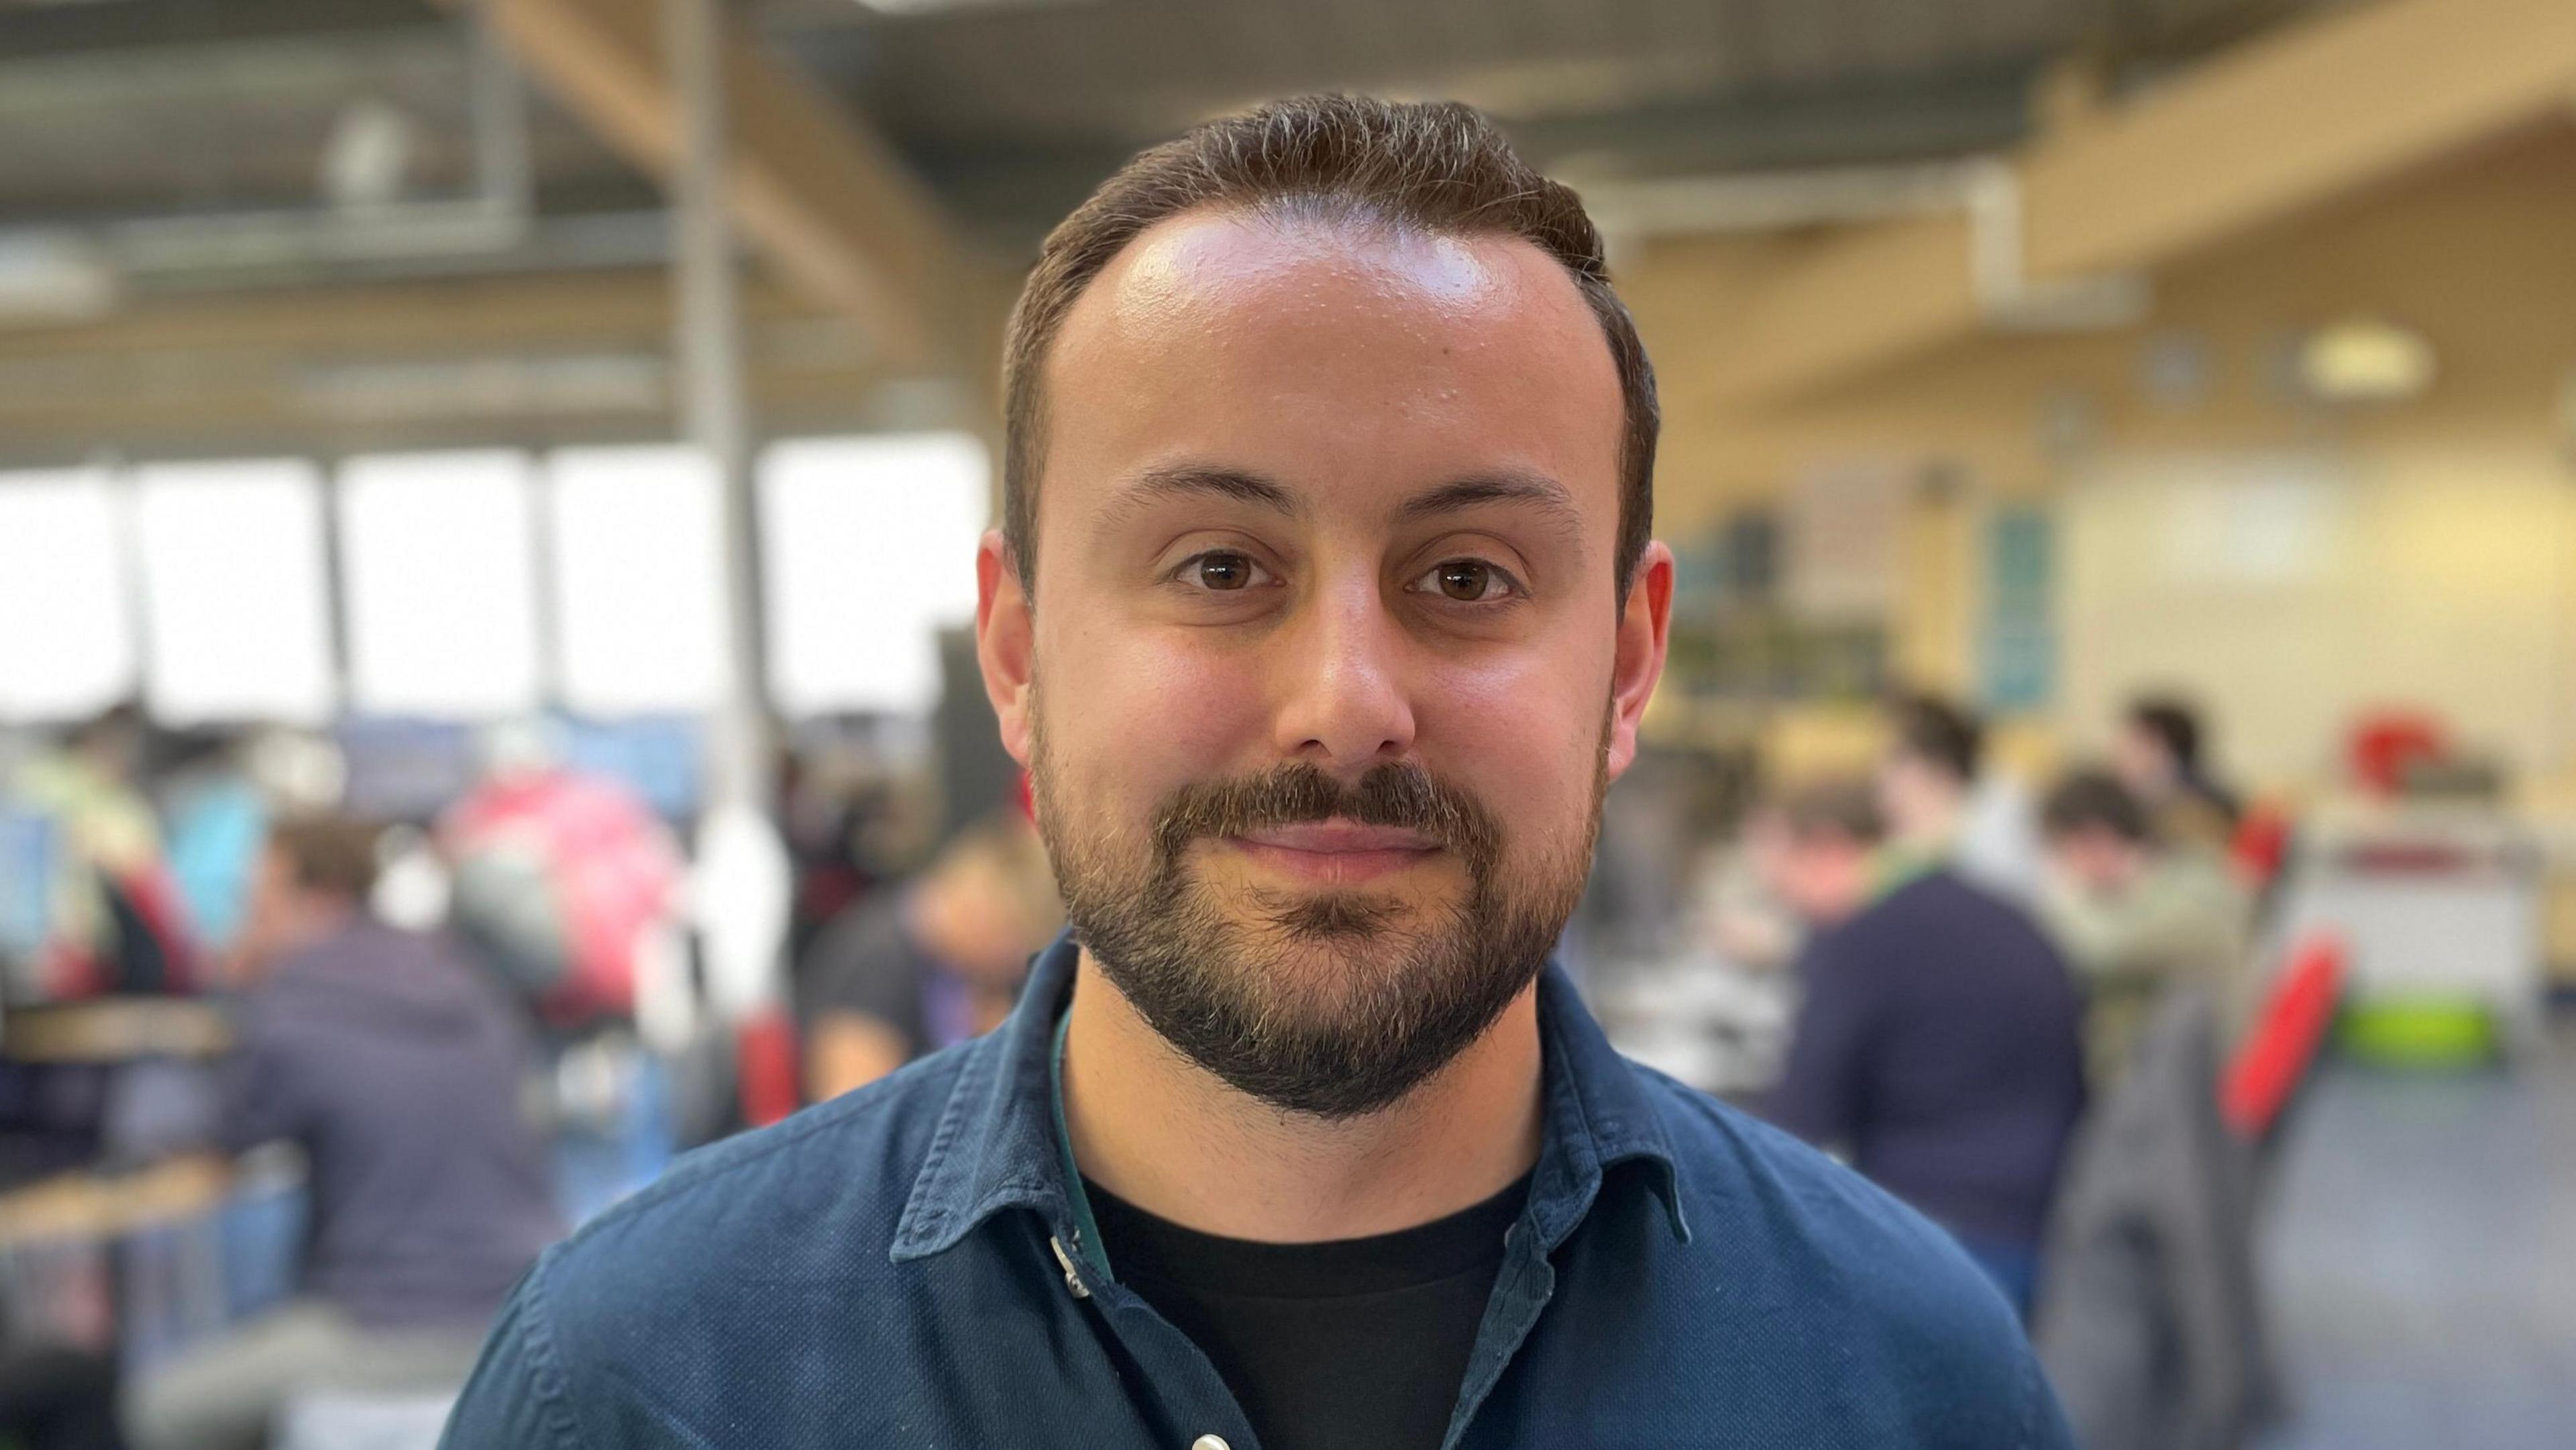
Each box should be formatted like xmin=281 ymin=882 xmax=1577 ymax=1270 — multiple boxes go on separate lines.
xmin=2037 ymin=770 xmax=2253 ymax=1087
xmin=2114 ymin=696 xmax=2241 ymax=854
xmin=127 ymin=817 xmax=561 ymax=1450
xmin=445 ymin=97 xmax=2069 ymax=1449
xmin=1758 ymin=780 xmax=2087 ymax=1316
xmin=1878 ymin=692 xmax=2045 ymax=902
xmin=439 ymin=721 xmax=685 ymax=1030
xmin=799 ymin=811 xmax=1061 ymax=1100
xmin=5 ymin=701 xmax=193 ymax=996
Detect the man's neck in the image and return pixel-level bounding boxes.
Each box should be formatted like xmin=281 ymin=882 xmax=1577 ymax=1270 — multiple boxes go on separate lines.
xmin=1058 ymin=947 xmax=1544 ymax=1245
xmin=258 ymin=900 xmax=359 ymax=973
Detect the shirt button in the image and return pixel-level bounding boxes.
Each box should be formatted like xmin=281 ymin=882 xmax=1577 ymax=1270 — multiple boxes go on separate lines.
xmin=1191 ymin=1438 xmax=1231 ymax=1450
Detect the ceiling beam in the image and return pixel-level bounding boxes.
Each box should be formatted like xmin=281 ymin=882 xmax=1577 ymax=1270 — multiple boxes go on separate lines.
xmin=0 ymin=0 xmax=431 ymax=61
xmin=0 ymin=268 xmax=924 ymax=461
xmin=452 ymin=0 xmax=981 ymax=374
xmin=1699 ymin=0 xmax=2576 ymax=407
xmin=0 ymin=270 xmax=691 ymax=361
xmin=898 ymin=68 xmax=2041 ymax=253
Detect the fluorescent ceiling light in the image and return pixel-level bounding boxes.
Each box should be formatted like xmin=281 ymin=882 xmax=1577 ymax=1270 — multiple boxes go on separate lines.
xmin=2299 ymin=318 xmax=2436 ymax=403
xmin=0 ymin=232 xmax=117 ymax=323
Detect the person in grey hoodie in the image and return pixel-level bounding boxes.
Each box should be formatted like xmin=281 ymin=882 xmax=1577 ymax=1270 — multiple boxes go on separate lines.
xmin=125 ymin=815 xmax=563 ymax=1450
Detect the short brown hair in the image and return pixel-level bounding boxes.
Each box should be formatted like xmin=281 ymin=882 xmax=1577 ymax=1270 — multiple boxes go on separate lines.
xmin=2041 ymin=770 xmax=2152 ymax=845
xmin=1775 ymin=778 xmax=1886 ymax=847
xmin=1001 ymin=94 xmax=1658 ymax=604
xmin=1889 ymin=692 xmax=1983 ymax=784
xmin=266 ymin=815 xmax=382 ymax=904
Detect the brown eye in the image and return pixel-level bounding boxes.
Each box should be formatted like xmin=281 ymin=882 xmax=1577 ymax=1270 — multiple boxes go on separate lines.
xmin=1194 ymin=553 xmax=1255 ymax=590
xmin=1411 ymin=557 xmax=1523 ymax=604
xmin=1437 ymin=561 xmax=1491 ymax=601
xmin=1406 ymin=557 xmax=1521 ymax=605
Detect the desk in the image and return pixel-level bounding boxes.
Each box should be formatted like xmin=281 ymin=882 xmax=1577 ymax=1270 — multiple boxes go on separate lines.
xmin=2272 ymin=804 xmax=2544 ymax=1045
xmin=1 ymin=1000 xmax=233 ymax=1065
xmin=0 ymin=1155 xmax=231 ymax=1253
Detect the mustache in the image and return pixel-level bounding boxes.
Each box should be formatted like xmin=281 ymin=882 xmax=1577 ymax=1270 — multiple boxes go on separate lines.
xmin=1152 ymin=761 xmax=1501 ymax=870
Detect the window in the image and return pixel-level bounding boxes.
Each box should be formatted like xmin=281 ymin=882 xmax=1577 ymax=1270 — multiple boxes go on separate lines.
xmin=131 ymin=460 xmax=335 ymax=724
xmin=546 ymin=446 xmax=729 ymax=715
xmin=759 ymin=433 xmax=988 ymax=717
xmin=338 ymin=450 xmax=541 ymax=718
xmin=0 ymin=469 xmax=135 ymax=721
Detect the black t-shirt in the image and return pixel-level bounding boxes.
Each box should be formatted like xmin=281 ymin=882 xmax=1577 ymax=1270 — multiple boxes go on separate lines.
xmin=1081 ymin=1172 xmax=1530 ymax=1450
xmin=796 ymin=889 xmax=938 ymax=1057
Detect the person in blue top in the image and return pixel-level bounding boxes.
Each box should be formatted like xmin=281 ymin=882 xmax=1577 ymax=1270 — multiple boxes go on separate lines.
xmin=442 ymin=95 xmax=2072 ymax=1450
xmin=1756 ymin=779 xmax=2089 ymax=1316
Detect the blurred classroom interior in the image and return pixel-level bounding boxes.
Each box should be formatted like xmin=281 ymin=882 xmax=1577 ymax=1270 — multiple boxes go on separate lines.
xmin=1 ymin=0 xmax=2574 ymax=1445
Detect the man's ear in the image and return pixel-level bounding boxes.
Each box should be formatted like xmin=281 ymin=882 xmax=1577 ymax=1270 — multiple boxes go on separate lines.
xmin=1604 ymin=541 xmax=1674 ymax=784
xmin=975 ymin=531 xmax=1035 ymax=768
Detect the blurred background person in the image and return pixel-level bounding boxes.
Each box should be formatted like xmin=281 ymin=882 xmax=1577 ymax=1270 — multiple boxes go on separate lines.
xmin=2115 ymin=698 xmax=2243 ymax=857
xmin=0 ymin=1345 xmax=118 ymax=1450
xmin=1878 ymin=692 xmax=2046 ymax=902
xmin=123 ymin=816 xmax=561 ymax=1450
xmin=1756 ymin=779 xmax=2086 ymax=1315
xmin=155 ymin=731 xmax=268 ymax=981
xmin=437 ymin=721 xmax=686 ymax=1038
xmin=4 ymin=703 xmax=193 ymax=999
xmin=797 ymin=808 xmax=1061 ymax=1100
xmin=2038 ymin=770 xmax=2257 ymax=1087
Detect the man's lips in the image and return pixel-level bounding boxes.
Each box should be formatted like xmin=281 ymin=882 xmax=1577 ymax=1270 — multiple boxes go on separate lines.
xmin=1223 ymin=819 xmax=1442 ymax=884
xmin=1236 ymin=821 xmax=1436 ymax=853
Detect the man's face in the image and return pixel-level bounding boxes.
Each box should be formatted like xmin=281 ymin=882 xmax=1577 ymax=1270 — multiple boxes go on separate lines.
xmin=2047 ymin=827 xmax=2145 ymax=898
xmin=231 ymin=845 xmax=301 ymax=984
xmin=2114 ymin=723 xmax=2176 ymax=798
xmin=977 ymin=209 xmax=1671 ymax=1118
xmin=1877 ymin=752 xmax=1961 ymax=842
xmin=1752 ymin=821 xmax=1870 ymax=927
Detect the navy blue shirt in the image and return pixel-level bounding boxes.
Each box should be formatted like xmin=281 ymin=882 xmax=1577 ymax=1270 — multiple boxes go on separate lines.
xmin=225 ymin=919 xmax=562 ymax=1329
xmin=1766 ymin=870 xmax=2088 ymax=1248
xmin=442 ymin=935 xmax=2072 ymax=1448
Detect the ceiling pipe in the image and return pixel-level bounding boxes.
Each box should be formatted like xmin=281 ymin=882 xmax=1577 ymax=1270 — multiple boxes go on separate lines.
xmin=0 ymin=1 xmax=552 ymax=309
xmin=1586 ymin=157 xmax=2152 ymax=334
xmin=1581 ymin=160 xmax=1992 ymax=237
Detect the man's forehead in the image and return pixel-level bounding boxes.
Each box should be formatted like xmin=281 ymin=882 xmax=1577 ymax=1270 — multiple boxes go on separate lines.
xmin=1058 ymin=207 xmax=1597 ymax=358
xmin=1091 ymin=462 xmax=1590 ymax=550
xmin=1038 ymin=207 xmax=1625 ymax=537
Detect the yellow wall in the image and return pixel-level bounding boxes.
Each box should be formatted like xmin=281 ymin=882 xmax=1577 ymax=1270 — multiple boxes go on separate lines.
xmin=2059 ymin=444 xmax=2576 ymax=788
xmin=1625 ymin=119 xmax=2576 ymax=786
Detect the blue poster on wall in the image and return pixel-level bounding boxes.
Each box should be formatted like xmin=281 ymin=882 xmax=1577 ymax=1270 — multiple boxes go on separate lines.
xmin=1981 ymin=507 xmax=2055 ymax=713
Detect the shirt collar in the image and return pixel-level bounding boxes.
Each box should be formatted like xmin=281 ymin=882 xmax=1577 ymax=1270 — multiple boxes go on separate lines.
xmin=890 ymin=933 xmax=1687 ymax=1265
xmin=1872 ymin=842 xmax=1946 ymax=900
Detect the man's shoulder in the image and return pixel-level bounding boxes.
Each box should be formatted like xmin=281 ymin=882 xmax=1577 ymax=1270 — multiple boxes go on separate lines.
xmin=1853 ymin=870 xmax=2060 ymax=960
xmin=444 ymin=1041 xmax=1013 ymax=1446
xmin=1631 ymin=1062 xmax=2039 ymax=1363
xmin=529 ymin=1041 xmax=971 ymax=1306
xmin=808 ymin=888 xmax=918 ymax=973
xmin=1621 ymin=1068 xmax=2067 ymax=1443
xmin=1880 ymin=868 xmax=2023 ymax=924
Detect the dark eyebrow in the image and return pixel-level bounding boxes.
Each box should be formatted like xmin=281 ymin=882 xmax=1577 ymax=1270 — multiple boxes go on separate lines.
xmin=1397 ymin=471 xmax=1586 ymax=543
xmin=1097 ymin=464 xmax=1301 ymax=531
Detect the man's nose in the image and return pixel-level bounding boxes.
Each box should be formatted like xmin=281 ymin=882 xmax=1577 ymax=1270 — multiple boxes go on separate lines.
xmin=1270 ymin=577 xmax=1417 ymax=775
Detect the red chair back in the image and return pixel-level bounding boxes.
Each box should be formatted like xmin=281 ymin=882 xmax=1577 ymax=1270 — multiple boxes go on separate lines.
xmin=2227 ymin=800 xmax=2294 ymax=892
xmin=2220 ymin=933 xmax=2345 ymax=1140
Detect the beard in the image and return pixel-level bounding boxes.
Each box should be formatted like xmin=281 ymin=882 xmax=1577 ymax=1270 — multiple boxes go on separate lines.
xmin=1031 ymin=694 xmax=1607 ymax=1120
